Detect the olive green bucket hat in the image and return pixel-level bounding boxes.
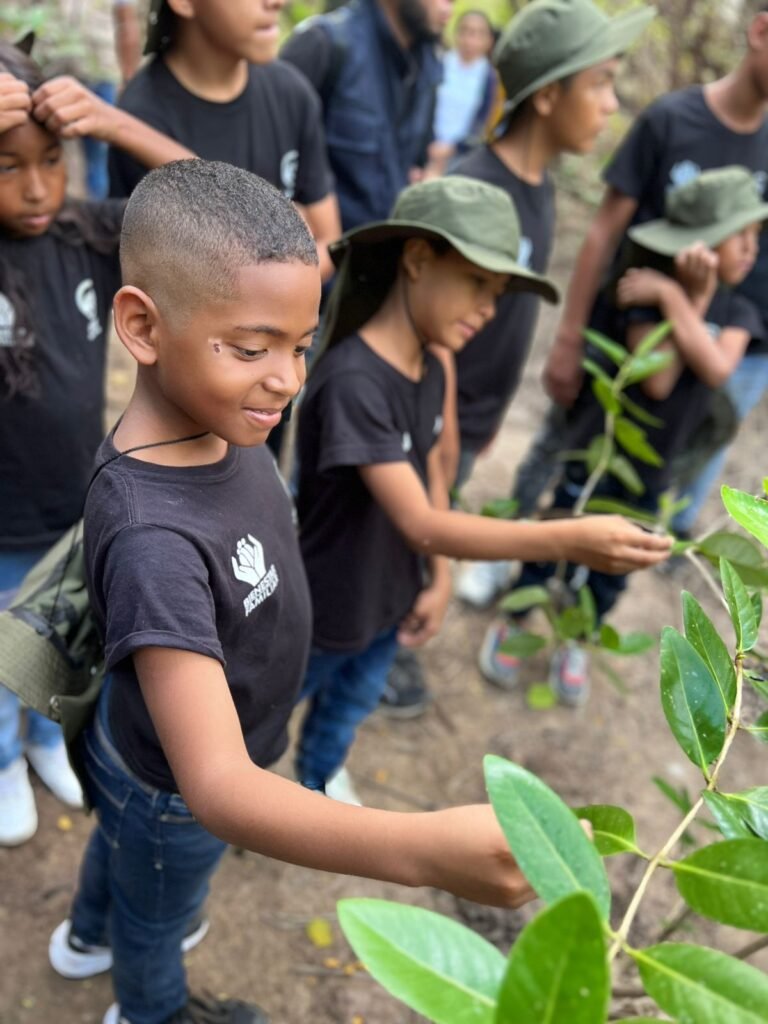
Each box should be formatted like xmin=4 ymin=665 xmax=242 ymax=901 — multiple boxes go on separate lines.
xmin=322 ymin=175 xmax=559 ymax=348
xmin=494 ymin=0 xmax=655 ymax=121
xmin=145 ymin=0 xmax=175 ymax=55
xmin=628 ymin=166 xmax=768 ymax=256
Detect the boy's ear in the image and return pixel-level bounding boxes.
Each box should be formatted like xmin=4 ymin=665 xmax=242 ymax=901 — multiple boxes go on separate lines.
xmin=531 ymin=81 xmax=561 ymax=118
xmin=402 ymin=238 xmax=437 ymax=281
xmin=113 ymin=286 xmax=163 ymax=366
xmin=167 ymin=0 xmax=195 ymax=22
xmin=748 ymin=10 xmax=768 ymax=52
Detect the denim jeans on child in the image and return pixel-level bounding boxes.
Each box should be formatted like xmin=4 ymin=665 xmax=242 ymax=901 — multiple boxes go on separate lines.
xmin=70 ymin=681 xmax=227 ymax=1024
xmin=0 ymin=547 xmax=64 ymax=768
xmin=296 ymin=626 xmax=400 ymax=790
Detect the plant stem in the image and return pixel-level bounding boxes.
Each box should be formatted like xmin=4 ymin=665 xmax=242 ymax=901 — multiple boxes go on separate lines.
xmin=608 ymin=657 xmax=744 ymax=960
xmin=683 ymin=549 xmax=729 ymax=612
xmin=734 ymin=934 xmax=768 ymax=960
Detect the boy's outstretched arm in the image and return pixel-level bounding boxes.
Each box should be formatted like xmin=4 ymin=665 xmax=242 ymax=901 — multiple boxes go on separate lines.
xmin=134 ymin=646 xmax=535 ymax=910
xmin=30 ymin=77 xmax=194 ymax=169
xmin=545 ymin=187 xmax=638 ymax=407
xmin=358 ymin=460 xmax=670 ymax=572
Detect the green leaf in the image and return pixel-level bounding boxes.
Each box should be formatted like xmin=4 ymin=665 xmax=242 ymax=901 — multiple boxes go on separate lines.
xmin=624 ymin=349 xmax=675 ymax=385
xmin=633 ymin=943 xmax=768 ymax=1024
xmin=696 ymin=531 xmax=768 ymax=589
xmin=582 ymin=358 xmax=614 ymax=388
xmin=586 ymin=434 xmax=613 ymax=473
xmin=482 ymin=498 xmax=519 ymax=520
xmin=484 ymin=756 xmax=611 ymax=918
xmin=495 ymin=893 xmax=609 ymax=1024
xmin=583 ymin=497 xmax=658 ymax=525
xmin=633 ymin=319 xmax=672 ymax=357
xmin=599 ymin=623 xmax=620 ymax=650
xmin=498 ymin=633 xmax=548 ymax=658
xmin=608 ymin=454 xmax=645 ymax=496
xmin=612 ymin=1020 xmax=675 ymax=1023
xmin=749 ymin=711 xmax=768 ymax=744
xmin=578 ymin=586 xmax=597 ymax=638
xmin=746 ymin=672 xmax=768 ymax=701
xmin=653 ymin=776 xmax=693 ymax=815
xmin=337 ymin=899 xmax=504 ymax=1024
xmin=526 ymin=683 xmax=557 ymax=710
xmin=583 ymin=327 xmax=627 ymax=366
xmin=599 ymin=626 xmax=654 ymax=655
xmin=618 ymin=390 xmax=665 ymax=428
xmin=673 ymin=839 xmax=768 ymax=931
xmin=722 ymin=485 xmax=768 ymax=550
xmin=660 ymin=627 xmax=727 ymax=774
xmin=592 ymin=378 xmax=622 ymax=415
xmin=727 ymin=787 xmax=768 ymax=840
xmin=614 ymin=417 xmax=664 ymax=467
xmin=752 ymin=591 xmax=763 ymax=631
xmin=555 ymin=606 xmax=589 ymax=641
xmin=681 ymin=591 xmax=736 ymax=713
xmin=702 ymin=792 xmax=754 ymax=840
xmin=498 ymin=586 xmax=550 ymax=613
xmin=720 ymin=558 xmax=758 ymax=653
xmin=572 ymin=804 xmax=642 ymax=856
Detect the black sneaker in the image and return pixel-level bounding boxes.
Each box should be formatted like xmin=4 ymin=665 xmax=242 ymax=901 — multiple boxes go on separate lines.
xmin=378 ymin=648 xmax=431 ymax=719
xmin=168 ymin=994 xmax=269 ymax=1024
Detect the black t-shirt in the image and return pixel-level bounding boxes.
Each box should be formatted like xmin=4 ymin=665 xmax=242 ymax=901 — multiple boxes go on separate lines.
xmin=603 ymin=85 xmax=768 ymax=347
xmin=85 ymin=437 xmax=312 ymax=792
xmin=0 ymin=201 xmax=123 ymax=548
xmin=297 ymin=335 xmax=445 ymax=652
xmin=108 ymin=57 xmax=334 ymax=204
xmin=568 ymin=286 xmax=764 ymax=493
xmin=448 ymin=145 xmax=556 ymax=450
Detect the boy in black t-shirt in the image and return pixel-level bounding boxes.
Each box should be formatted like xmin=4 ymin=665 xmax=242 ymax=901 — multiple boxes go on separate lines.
xmin=50 ymin=161 xmax=552 ymax=1024
xmin=294 ymin=175 xmax=671 ymax=803
xmin=499 ymin=167 xmax=766 ymax=708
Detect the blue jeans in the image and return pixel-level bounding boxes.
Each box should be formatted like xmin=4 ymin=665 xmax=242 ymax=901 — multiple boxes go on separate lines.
xmin=0 ymin=547 xmax=63 ymax=768
xmin=673 ymin=351 xmax=768 ymax=533
xmin=82 ymin=80 xmax=116 ymax=199
xmin=296 ymin=627 xmax=400 ymax=789
xmin=70 ymin=684 xmax=227 ymax=1024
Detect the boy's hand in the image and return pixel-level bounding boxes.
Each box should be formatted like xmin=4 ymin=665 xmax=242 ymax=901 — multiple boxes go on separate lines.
xmin=674 ymin=242 xmax=719 ymax=307
xmin=544 ymin=325 xmax=585 ymax=407
xmin=31 ymin=76 xmax=120 ymax=142
xmin=563 ymin=515 xmax=671 ymax=574
xmin=0 ymin=72 xmax=32 ymax=134
xmin=616 ymin=267 xmax=670 ymax=308
xmin=398 ymin=577 xmax=452 ymax=647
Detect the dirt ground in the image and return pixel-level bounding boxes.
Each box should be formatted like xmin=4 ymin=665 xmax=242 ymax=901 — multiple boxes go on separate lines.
xmin=1 ymin=191 xmax=766 ymax=1024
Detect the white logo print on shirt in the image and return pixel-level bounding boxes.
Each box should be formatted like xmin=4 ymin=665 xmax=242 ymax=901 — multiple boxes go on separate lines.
xmin=232 ymin=534 xmax=279 ymax=616
xmin=0 ymin=292 xmax=16 ymax=347
xmin=517 ymin=236 xmax=533 ymax=270
xmin=75 ymin=279 xmax=103 ymax=341
xmin=402 ymin=432 xmax=413 ymax=453
xmin=280 ymin=150 xmax=299 ymax=200
xmin=668 ymin=160 xmax=701 ymax=192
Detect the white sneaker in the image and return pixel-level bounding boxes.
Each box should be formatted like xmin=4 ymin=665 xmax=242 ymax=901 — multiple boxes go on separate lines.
xmin=26 ymin=740 xmax=83 ymax=809
xmin=456 ymin=561 xmax=513 ymax=608
xmin=0 ymin=756 xmax=38 ymax=846
xmin=102 ymin=1005 xmax=124 ymax=1024
xmin=325 ymin=767 xmax=363 ymax=806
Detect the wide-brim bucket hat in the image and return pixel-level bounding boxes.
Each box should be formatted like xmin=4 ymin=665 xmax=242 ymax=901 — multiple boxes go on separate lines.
xmin=494 ymin=0 xmax=655 ymax=120
xmin=145 ymin=0 xmax=175 ymax=55
xmin=322 ymin=175 xmax=559 ymax=349
xmin=629 ymin=165 xmax=768 ymax=256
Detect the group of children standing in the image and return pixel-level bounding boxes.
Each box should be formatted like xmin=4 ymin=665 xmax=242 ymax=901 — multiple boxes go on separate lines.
xmin=0 ymin=0 xmax=767 ymax=1022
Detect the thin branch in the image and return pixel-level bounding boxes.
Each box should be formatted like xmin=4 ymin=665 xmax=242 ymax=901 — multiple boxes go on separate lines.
xmin=684 ymin=549 xmax=729 ymax=611
xmin=734 ymin=934 xmax=768 ymax=961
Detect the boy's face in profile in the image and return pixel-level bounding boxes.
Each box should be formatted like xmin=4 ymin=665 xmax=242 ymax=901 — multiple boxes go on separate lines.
xmin=406 ymin=245 xmax=508 ymax=353
xmin=715 ymin=222 xmax=761 ymax=286
xmin=149 ymin=259 xmax=320 ymax=446
xmin=178 ymin=0 xmax=285 ymax=64
xmin=544 ymin=58 xmax=620 ymax=155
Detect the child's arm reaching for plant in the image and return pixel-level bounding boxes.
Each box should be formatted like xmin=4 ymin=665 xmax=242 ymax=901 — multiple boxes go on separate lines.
xmin=0 ymin=71 xmax=31 ymax=134
xmin=30 ymin=76 xmax=195 ymax=169
xmin=358 ymin=457 xmax=671 ymax=572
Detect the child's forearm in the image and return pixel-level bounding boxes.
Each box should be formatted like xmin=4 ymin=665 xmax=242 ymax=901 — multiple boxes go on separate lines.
xmin=658 ymin=280 xmax=733 ymax=386
xmin=104 ymin=108 xmax=195 ymax=169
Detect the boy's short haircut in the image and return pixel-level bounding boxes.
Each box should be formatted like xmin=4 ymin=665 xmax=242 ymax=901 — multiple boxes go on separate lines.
xmin=120 ymin=160 xmax=319 ymax=325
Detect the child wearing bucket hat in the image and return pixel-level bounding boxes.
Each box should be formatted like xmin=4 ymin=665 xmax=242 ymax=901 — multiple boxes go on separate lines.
xmin=446 ymin=0 xmax=654 ymax=613
xmin=496 ymin=166 xmax=766 ymax=707
xmin=293 ymin=175 xmax=671 ymax=802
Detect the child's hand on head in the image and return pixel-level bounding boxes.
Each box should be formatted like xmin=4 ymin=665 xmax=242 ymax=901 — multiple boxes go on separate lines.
xmin=0 ymin=72 xmax=32 ymax=134
xmin=564 ymin=515 xmax=671 ymax=574
xmin=674 ymin=241 xmax=719 ymax=302
xmin=31 ymin=76 xmax=118 ymax=143
xmin=616 ymin=267 xmax=669 ymax=308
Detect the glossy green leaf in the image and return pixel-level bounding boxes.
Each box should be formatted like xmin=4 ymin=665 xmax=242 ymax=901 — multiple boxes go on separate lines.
xmin=613 ymin=1020 xmax=675 ymax=1023
xmin=495 ymin=893 xmax=609 ymax=1024
xmin=526 ymin=683 xmax=557 ymax=710
xmin=583 ymin=497 xmax=658 ymax=525
xmin=633 ymin=319 xmax=672 ymax=357
xmin=702 ymin=792 xmax=754 ymax=840
xmin=583 ymin=327 xmax=627 ymax=366
xmin=582 ymin=358 xmax=614 ymax=388
xmin=673 ymin=839 xmax=768 ymax=931
xmin=624 ymin=349 xmax=675 ymax=385
xmin=720 ymin=558 xmax=758 ymax=652
xmin=727 ymin=787 xmax=768 ymax=840
xmin=634 ymin=943 xmax=768 ymax=1024
xmin=337 ymin=899 xmax=504 ymax=1024
xmin=608 ymin=454 xmax=645 ymax=496
xmin=586 ymin=434 xmax=613 ymax=473
xmin=681 ymin=591 xmax=736 ymax=712
xmin=484 ymin=756 xmax=611 ymax=918
xmin=572 ymin=804 xmax=642 ymax=856
xmin=653 ymin=776 xmax=693 ymax=814
xmin=614 ymin=417 xmax=664 ymax=467
xmin=498 ymin=632 xmax=548 ymax=658
xmin=592 ymin=379 xmax=622 ymax=415
xmin=696 ymin=531 xmax=768 ymax=588
xmin=482 ymin=498 xmax=519 ymax=520
xmin=752 ymin=591 xmax=763 ymax=631
xmin=618 ymin=390 xmax=665 ymax=429
xmin=722 ymin=485 xmax=768 ymax=550
xmin=498 ymin=586 xmax=550 ymax=613
xmin=660 ymin=627 xmax=727 ymax=774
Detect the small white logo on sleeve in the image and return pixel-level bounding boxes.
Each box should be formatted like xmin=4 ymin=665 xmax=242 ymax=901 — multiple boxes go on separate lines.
xmin=433 ymin=414 xmax=443 ymax=435
xmin=75 ymin=279 xmax=103 ymax=341
xmin=402 ymin=431 xmax=413 ymax=453
xmin=280 ymin=150 xmax=299 ymax=200
xmin=517 ymin=236 xmax=533 ymax=270
xmin=0 ymin=292 xmax=16 ymax=347
xmin=232 ymin=534 xmax=279 ymax=615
